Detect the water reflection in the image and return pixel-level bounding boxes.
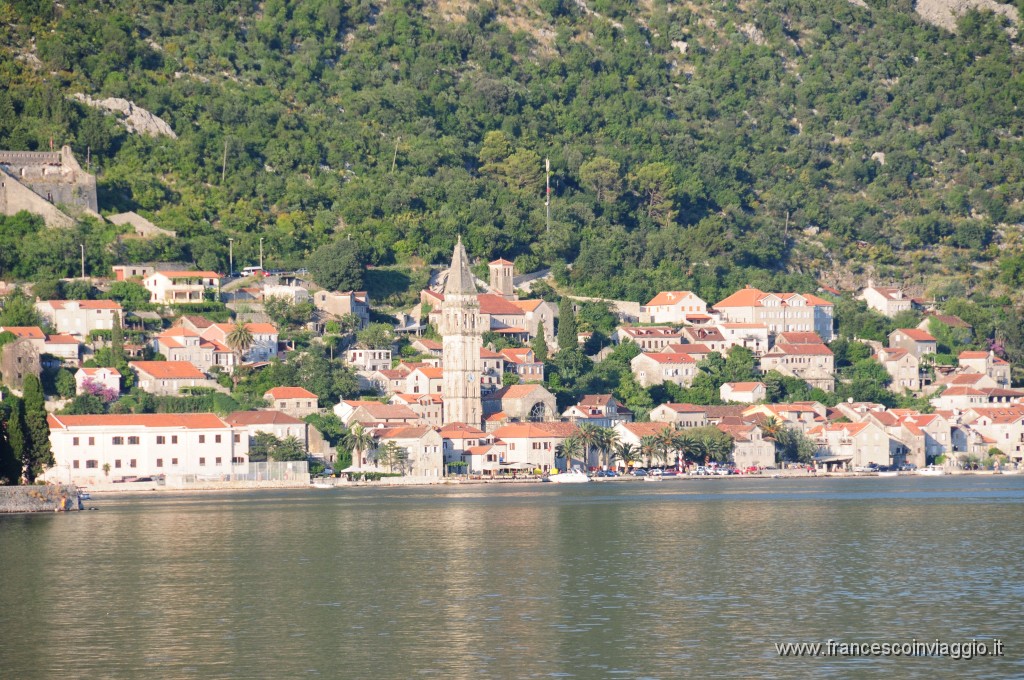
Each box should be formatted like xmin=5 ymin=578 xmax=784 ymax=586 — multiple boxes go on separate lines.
xmin=0 ymin=478 xmax=1022 ymax=679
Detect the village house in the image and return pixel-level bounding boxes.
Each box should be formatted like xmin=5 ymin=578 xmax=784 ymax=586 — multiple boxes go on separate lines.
xmin=718 ymin=323 xmax=771 ymax=355
xmin=225 ymin=410 xmax=308 ymax=451
xmin=759 ymin=341 xmax=835 ymax=391
xmin=490 ymin=422 xmax=578 ymax=473
xmin=712 ymin=286 xmax=835 ymax=342
xmin=345 ymin=348 xmax=392 ymax=373
xmin=366 ymin=368 xmax=407 ymax=395
xmin=809 ymin=421 xmax=894 ymax=470
xmin=153 ymin=327 xmax=229 ymax=372
xmin=264 ymin=387 xmax=319 ymax=418
xmin=614 ymin=325 xmax=685 ymax=351
xmin=717 ymin=422 xmax=775 ymax=469
xmin=918 ymin=312 xmax=972 ymax=338
xmin=35 ymin=299 xmax=123 ymax=339
xmin=0 ymin=326 xmax=81 ymax=367
xmin=479 ymin=347 xmax=505 ymax=393
xmin=888 ymin=328 xmax=937 ymax=359
xmin=876 ymin=347 xmax=924 ymax=392
xmin=43 ymin=413 xmax=248 ymax=485
xmin=663 ymin=342 xmax=713 ymax=363
xmin=440 ymin=422 xmax=492 ymax=469
xmin=406 ymin=366 xmax=445 ymax=395
xmin=611 ymin=422 xmax=675 ymax=466
xmin=201 ymin=322 xmax=279 ymax=364
xmin=483 ymin=383 xmax=559 ymax=422
xmin=860 ymin=284 xmax=916 ymax=317
xmin=640 ymin=291 xmax=709 ymax=325
xmin=630 ymin=352 xmax=698 ymax=388
xmin=370 ymin=426 xmax=444 ymax=477
xmin=409 ymin=338 xmax=444 ymax=359
xmin=0 ymin=337 xmax=40 ymax=390
xmin=499 ymin=347 xmax=544 ymax=382
xmin=561 ymin=395 xmax=633 ymax=428
xmin=648 ymin=403 xmax=709 ymax=428
xmin=143 ymin=270 xmax=222 ymax=304
xmin=390 ymin=393 xmax=444 ymax=428
xmin=312 ymin=290 xmax=370 ymax=329
xmin=931 ymin=385 xmax=1024 ymax=411
xmin=743 ymin=402 xmax=828 ymax=433
xmin=112 ymin=264 xmax=156 ymax=281
xmin=958 ymin=351 xmax=1011 ymax=387
xmin=74 ymin=366 xmax=121 ymax=396
xmin=680 ymin=326 xmax=730 ymax=353
xmin=129 ymin=360 xmax=222 ymax=396
xmin=720 ymin=381 xmax=766 ymax=404
xmin=334 ymin=400 xmax=423 ymax=428
xmin=958 ymin=406 xmax=1024 ymax=463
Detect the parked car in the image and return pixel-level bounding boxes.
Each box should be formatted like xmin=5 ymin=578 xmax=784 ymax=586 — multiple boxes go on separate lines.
xmin=898 ymin=463 xmax=918 ymax=472
xmin=853 ymin=463 xmax=880 ymax=472
xmin=743 ymin=466 xmax=761 ymax=475
xmin=690 ymin=466 xmax=712 ymax=476
xmin=594 ymin=469 xmax=618 ymax=478
xmin=630 ymin=469 xmax=648 ymax=477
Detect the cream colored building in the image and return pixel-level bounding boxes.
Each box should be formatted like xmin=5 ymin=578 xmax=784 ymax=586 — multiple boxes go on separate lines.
xmin=43 ymin=413 xmax=248 ymax=485
xmin=860 ymin=285 xmax=914 ymax=317
xmin=129 ymin=360 xmax=221 ymax=396
xmin=640 ymin=291 xmax=709 ymax=324
xmin=74 ymin=367 xmax=121 ymax=396
xmin=264 ymin=387 xmax=319 ymax=417
xmin=35 ymin=299 xmax=123 ymax=339
xmin=631 ymin=352 xmax=697 ymax=388
xmin=143 ymin=270 xmax=222 ymax=304
xmin=713 ymin=286 xmax=835 ymax=342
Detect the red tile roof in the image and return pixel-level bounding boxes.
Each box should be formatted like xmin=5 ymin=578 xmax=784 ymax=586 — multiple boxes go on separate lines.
xmin=44 ymin=300 xmax=121 ymax=310
xmin=645 ymin=291 xmax=701 ymax=307
xmin=0 ymin=326 xmax=45 ymax=339
xmin=226 ymin=410 xmax=305 ymax=425
xmin=130 ymin=361 xmax=206 ymax=379
xmin=264 ymin=387 xmax=318 ymax=400
xmin=156 ymin=270 xmax=221 ymax=278
xmin=49 ymin=413 xmax=227 ymax=429
xmin=478 ymin=293 xmax=527 ymax=315
xmin=638 ymin=352 xmax=696 ymax=364
xmin=893 ymin=328 xmax=936 ymax=342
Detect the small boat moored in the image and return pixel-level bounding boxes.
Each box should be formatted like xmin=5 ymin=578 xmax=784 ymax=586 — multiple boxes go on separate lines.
xmin=917 ymin=465 xmax=947 ymax=476
xmin=545 ymin=468 xmax=591 ymax=484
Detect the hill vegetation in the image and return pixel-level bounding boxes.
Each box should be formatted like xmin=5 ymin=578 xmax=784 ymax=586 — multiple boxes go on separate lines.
xmin=0 ymin=0 xmax=1023 ymax=318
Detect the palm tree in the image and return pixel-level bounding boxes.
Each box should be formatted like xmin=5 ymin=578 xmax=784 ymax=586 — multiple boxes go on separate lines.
xmin=654 ymin=426 xmax=677 ymax=467
xmin=639 ymin=435 xmax=658 ymax=469
xmin=672 ymin=429 xmax=697 ymax=468
xmin=342 ymin=424 xmax=375 ymax=469
xmin=595 ymin=427 xmax=619 ymax=468
xmin=555 ymin=436 xmax=582 ymax=472
xmin=575 ymin=423 xmax=602 ymax=470
xmin=610 ymin=442 xmax=636 ymax=471
xmin=225 ymin=320 xmax=254 ymax=386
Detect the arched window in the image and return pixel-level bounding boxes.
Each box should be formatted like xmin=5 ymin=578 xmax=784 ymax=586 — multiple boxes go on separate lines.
xmin=528 ymin=401 xmax=547 ymax=422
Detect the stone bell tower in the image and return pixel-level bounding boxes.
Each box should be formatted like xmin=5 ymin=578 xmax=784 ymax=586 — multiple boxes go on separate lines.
xmin=440 ymin=237 xmax=483 ymax=427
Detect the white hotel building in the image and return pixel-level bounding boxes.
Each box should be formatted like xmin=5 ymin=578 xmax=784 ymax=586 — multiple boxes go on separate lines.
xmin=44 ymin=413 xmax=249 ymax=485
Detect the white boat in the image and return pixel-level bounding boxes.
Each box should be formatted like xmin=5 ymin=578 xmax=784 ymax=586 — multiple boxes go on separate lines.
xmin=643 ymin=474 xmax=662 ymax=482
xmin=917 ymin=465 xmax=947 ymax=476
xmin=877 ymin=471 xmax=899 ymax=478
xmin=311 ymin=481 xmax=335 ymax=489
xmin=545 ymin=469 xmax=591 ymax=484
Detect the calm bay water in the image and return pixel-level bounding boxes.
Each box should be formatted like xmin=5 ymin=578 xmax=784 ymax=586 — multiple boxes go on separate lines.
xmin=1 ymin=476 xmax=1022 ymax=679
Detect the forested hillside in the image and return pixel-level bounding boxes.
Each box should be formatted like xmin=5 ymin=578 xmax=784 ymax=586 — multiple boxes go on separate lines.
xmin=1 ymin=0 xmax=1023 ymax=308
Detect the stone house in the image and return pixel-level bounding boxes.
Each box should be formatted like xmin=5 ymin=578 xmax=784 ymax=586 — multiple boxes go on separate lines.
xmin=345 ymin=348 xmax=392 ymax=373
xmin=876 ymin=347 xmax=924 ymax=392
xmin=561 ymin=394 xmax=633 ymax=428
xmin=719 ymin=323 xmax=771 ymax=355
xmin=129 ymin=360 xmax=222 ymax=396
xmin=759 ymin=342 xmax=835 ymax=391
xmin=35 ymin=299 xmax=123 ymax=339
xmin=717 ymin=422 xmax=775 ymax=469
xmin=75 ymin=366 xmax=121 ymax=396
xmin=888 ymin=328 xmax=937 ymax=359
xmin=390 ymin=393 xmax=444 ymax=428
xmin=368 ymin=426 xmax=443 ymax=477
xmin=958 ymin=351 xmax=1011 ymax=387
xmin=648 ymin=403 xmax=709 ymax=428
xmin=153 ymin=327 xmax=229 ymax=373
xmin=143 ymin=270 xmax=222 ymax=304
xmin=712 ymin=286 xmax=835 ymax=342
xmin=614 ymin=325 xmax=685 ymax=351
xmin=334 ymin=400 xmax=422 ymax=428
xmin=809 ymin=421 xmax=893 ymax=470
xmin=264 ymin=387 xmax=319 ymax=418
xmin=640 ymin=291 xmax=709 ymax=324
xmin=680 ymin=326 xmax=730 ymax=353
xmin=720 ymin=381 xmax=766 ymax=404
xmin=406 ymin=366 xmax=444 ymax=395
xmin=483 ymin=383 xmax=558 ymax=422
xmin=860 ymin=285 xmax=915 ymax=317
xmin=225 ymin=410 xmax=308 ymax=451
xmin=630 ymin=352 xmax=698 ymax=388
xmin=202 ymin=323 xmax=279 ymax=364
xmin=499 ymin=347 xmax=543 ymax=382
xmin=312 ymin=290 xmax=370 ymax=329
xmin=490 ymin=422 xmax=578 ymax=472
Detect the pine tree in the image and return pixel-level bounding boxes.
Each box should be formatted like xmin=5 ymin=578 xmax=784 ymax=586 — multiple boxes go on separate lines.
xmin=557 ymin=297 xmax=577 ymax=352
xmin=21 ymin=374 xmax=53 ymax=482
xmin=0 ymin=415 xmax=20 ymax=484
xmin=531 ymin=320 xmax=548 ymax=363
xmin=7 ymin=400 xmax=27 ymax=484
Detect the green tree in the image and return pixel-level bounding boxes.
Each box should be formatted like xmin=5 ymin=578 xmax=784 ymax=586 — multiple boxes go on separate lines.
xmin=0 ymin=289 xmax=43 ymax=327
xmin=531 ymin=321 xmax=548 ymax=363
xmin=343 ymin=424 xmax=375 ymax=468
xmin=110 ymin=312 xmax=124 ymax=366
xmin=270 ymin=435 xmax=306 ymax=461
xmin=308 ymin=238 xmax=364 ymax=292
xmin=579 ymin=156 xmax=622 ymax=204
xmin=0 ymin=407 xmax=22 ymax=484
xmin=554 ymin=436 xmax=582 ymax=472
xmin=22 ymin=374 xmax=52 ymax=481
xmin=7 ymin=401 xmax=27 ymax=483
xmin=225 ymin=320 xmax=254 ymax=385
xmin=775 ymin=427 xmax=817 ymax=464
xmin=356 ymin=322 xmax=396 ymax=350
xmin=557 ymin=297 xmax=577 ymax=352
xmin=55 ymin=368 xmax=77 ymax=399
xmin=630 ymin=162 xmax=678 ymax=225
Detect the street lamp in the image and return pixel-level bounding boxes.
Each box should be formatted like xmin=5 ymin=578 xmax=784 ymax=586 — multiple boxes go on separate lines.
xmin=228 ymin=237 xmax=234 ymax=276
xmin=259 ymin=237 xmax=264 ymax=270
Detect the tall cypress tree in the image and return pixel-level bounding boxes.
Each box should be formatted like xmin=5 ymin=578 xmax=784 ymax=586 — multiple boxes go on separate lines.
xmin=21 ymin=374 xmax=53 ymax=482
xmin=110 ymin=312 xmax=124 ymax=366
xmin=0 ymin=415 xmax=19 ymax=485
xmin=7 ymin=400 xmax=27 ymax=484
xmin=532 ymin=320 xmax=548 ymax=363
xmin=557 ymin=297 xmax=577 ymax=352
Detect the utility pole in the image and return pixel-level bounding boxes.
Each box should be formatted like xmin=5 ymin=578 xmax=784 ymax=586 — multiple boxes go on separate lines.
xmin=391 ymin=136 xmax=400 ymax=173
xmin=221 ymin=138 xmax=228 ymax=185
xmin=545 ymin=157 xmax=551 ymax=234
xmin=259 ymin=237 xmax=264 ymax=270
xmin=228 ymin=237 xmax=234 ymax=276
xmin=80 ymin=244 xmax=85 ymax=279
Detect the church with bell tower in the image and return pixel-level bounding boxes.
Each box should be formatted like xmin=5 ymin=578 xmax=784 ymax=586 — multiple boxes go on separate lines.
xmin=440 ymin=237 xmax=483 ymax=427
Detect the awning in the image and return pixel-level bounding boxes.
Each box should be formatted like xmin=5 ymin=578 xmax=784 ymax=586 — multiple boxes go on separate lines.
xmin=499 ymin=461 xmax=533 ymax=470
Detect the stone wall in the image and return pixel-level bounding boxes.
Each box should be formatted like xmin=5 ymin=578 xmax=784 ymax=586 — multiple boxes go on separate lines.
xmin=0 ymin=146 xmax=99 ymax=226
xmin=0 ymin=484 xmax=84 ymax=513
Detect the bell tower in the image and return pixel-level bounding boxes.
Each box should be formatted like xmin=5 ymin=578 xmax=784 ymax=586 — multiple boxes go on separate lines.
xmin=440 ymin=237 xmax=483 ymax=426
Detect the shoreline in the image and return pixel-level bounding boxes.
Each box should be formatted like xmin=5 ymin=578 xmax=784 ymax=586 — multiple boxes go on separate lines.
xmin=73 ymin=468 xmax=1014 ymax=495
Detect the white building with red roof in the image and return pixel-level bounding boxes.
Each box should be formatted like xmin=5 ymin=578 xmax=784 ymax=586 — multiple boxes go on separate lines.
xmin=719 ymin=323 xmax=771 ymax=355
xmin=561 ymin=394 xmax=633 ymax=428
xmin=44 ymin=413 xmax=247 ymax=484
xmin=648 ymin=403 xmax=708 ymax=428
xmin=345 ymin=348 xmax=392 ymax=373
xmin=630 ymin=351 xmax=698 ymax=388
xmin=35 ymin=299 xmax=123 ymax=339
xmin=808 ymin=421 xmax=892 ymax=470
xmin=406 ymin=366 xmax=444 ymax=395
xmin=143 ymin=270 xmax=222 ymax=304
xmin=720 ymin=381 xmax=766 ymax=404
xmin=958 ymin=406 xmax=1024 ymax=462
xmin=712 ymin=286 xmax=835 ymax=342
xmin=860 ymin=284 xmax=916 ymax=317
xmin=202 ymin=322 xmax=279 ymax=364
xmin=153 ymin=327 xmax=230 ymax=372
xmin=958 ymin=351 xmax=1011 ymax=387
xmin=640 ymin=291 xmax=708 ymax=324
xmin=614 ymin=325 xmax=685 ymax=351
xmin=334 ymin=400 xmax=423 ymax=427
xmin=129 ymin=360 xmax=221 ymax=396
xmin=390 ymin=393 xmax=444 ymax=427
xmin=760 ymin=342 xmax=835 ymax=391
xmin=264 ymin=386 xmax=319 ymax=417
xmin=490 ymin=421 xmax=578 ymax=472
xmin=888 ymin=328 xmax=937 ymax=359
xmin=499 ymin=347 xmax=544 ymax=382
xmin=74 ymin=366 xmax=121 ymax=396
xmin=876 ymin=347 xmax=924 ymax=392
